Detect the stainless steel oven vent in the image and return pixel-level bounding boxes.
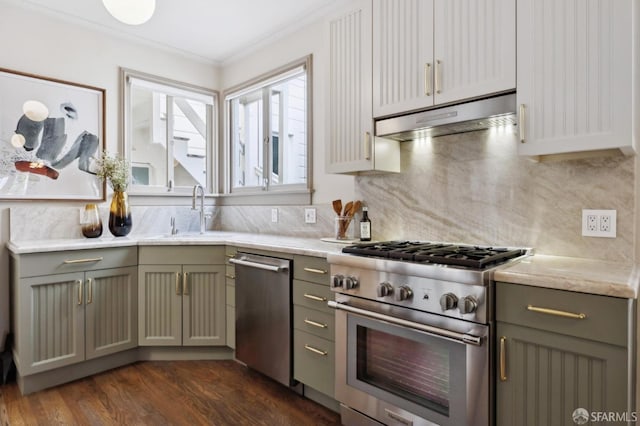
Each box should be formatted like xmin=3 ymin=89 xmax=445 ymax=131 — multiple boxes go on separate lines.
xmin=375 ymin=92 xmax=517 ymax=141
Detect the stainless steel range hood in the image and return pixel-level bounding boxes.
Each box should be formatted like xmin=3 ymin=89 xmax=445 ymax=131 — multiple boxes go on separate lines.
xmin=375 ymin=92 xmax=517 ymax=141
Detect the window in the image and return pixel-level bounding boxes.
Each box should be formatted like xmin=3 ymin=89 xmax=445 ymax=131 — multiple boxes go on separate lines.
xmin=122 ymin=68 xmax=217 ymax=194
xmin=225 ymin=56 xmax=311 ymax=198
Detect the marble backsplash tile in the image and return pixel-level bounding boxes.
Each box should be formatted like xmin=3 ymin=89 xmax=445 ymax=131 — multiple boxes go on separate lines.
xmin=217 ymin=131 xmax=635 ymax=262
xmin=10 ymin=205 xmax=220 ymax=241
xmin=9 ymin=130 xmax=635 ymax=263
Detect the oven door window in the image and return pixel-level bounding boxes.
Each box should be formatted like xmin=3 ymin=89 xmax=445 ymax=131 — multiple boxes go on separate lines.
xmin=347 ymin=314 xmax=467 ymax=424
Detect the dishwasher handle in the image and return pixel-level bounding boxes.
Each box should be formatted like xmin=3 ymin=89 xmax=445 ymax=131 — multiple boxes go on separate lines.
xmin=229 ymin=257 xmax=288 ymax=272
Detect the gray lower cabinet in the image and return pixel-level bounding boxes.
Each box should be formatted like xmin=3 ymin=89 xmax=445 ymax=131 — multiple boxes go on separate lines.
xmin=292 ymin=255 xmax=335 ymax=398
xmin=138 ymin=246 xmax=226 ymax=347
xmin=496 ymin=282 xmax=630 ymax=426
xmin=11 ymin=248 xmax=138 ymax=376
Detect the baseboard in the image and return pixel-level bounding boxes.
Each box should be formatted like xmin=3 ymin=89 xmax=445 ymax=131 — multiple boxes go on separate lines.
xmin=304 ymin=385 xmax=340 ymax=413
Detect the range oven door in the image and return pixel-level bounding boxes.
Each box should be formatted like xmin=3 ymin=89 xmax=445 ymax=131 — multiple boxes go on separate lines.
xmin=331 ymin=297 xmax=489 ymax=426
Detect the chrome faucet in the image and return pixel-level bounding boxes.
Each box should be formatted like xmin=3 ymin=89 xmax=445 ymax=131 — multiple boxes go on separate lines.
xmin=192 ymin=184 xmax=206 ymax=234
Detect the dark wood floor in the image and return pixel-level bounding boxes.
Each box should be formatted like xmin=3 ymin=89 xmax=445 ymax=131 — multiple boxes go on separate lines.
xmin=0 ymin=360 xmax=341 ymax=425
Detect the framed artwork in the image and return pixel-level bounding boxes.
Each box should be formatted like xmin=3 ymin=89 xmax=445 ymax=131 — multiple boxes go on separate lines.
xmin=0 ymin=68 xmax=105 ymax=200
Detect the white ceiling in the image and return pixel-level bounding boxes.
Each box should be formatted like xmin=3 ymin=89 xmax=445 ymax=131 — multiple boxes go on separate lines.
xmin=4 ymin=0 xmax=337 ymax=64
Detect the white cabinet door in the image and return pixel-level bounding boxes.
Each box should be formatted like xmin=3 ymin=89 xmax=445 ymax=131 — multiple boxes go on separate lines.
xmin=326 ymin=0 xmax=375 ymax=174
xmin=373 ymin=0 xmax=433 ymax=117
xmin=372 ymin=0 xmax=515 ymax=118
xmin=517 ymin=0 xmax=634 ymax=157
xmin=434 ymin=0 xmax=515 ymax=105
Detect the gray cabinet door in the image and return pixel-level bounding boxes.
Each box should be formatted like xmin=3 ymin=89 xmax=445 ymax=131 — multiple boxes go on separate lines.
xmin=85 ymin=266 xmax=138 ymax=359
xmin=138 ymin=265 xmax=182 ymax=346
xmin=496 ymin=322 xmax=628 ymax=426
xmin=21 ymin=272 xmax=85 ymax=374
xmin=182 ymin=265 xmax=226 ymax=346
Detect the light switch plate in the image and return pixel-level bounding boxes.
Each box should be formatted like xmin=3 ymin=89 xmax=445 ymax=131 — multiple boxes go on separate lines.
xmin=271 ymin=208 xmax=278 ymax=223
xmin=304 ymin=208 xmax=316 ymax=224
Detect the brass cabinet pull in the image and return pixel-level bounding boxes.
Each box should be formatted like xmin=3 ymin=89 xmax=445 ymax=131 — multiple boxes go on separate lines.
xmin=225 ymin=274 xmax=236 ymax=280
xmin=64 ymin=257 xmax=103 ymax=264
xmin=500 ymin=336 xmax=507 ymax=381
xmin=225 ymin=254 xmax=234 ymax=258
xmin=527 ymin=305 xmax=586 ymax=320
xmin=303 ymin=267 xmax=327 ymax=275
xmin=304 ymin=319 xmax=328 ymax=329
xmin=304 ymin=344 xmax=328 ymax=356
xmin=519 ymin=104 xmax=526 ymax=143
xmin=77 ymin=280 xmax=83 ymax=305
xmin=363 ymin=132 xmax=371 ymax=160
xmin=175 ymin=272 xmax=181 ymax=295
xmin=303 ymin=293 xmax=327 ymax=302
xmin=86 ymin=278 xmax=93 ymax=304
xmin=183 ymin=272 xmax=189 ymax=295
xmin=424 ymin=63 xmax=432 ymax=96
xmin=435 ymin=59 xmax=442 ymax=94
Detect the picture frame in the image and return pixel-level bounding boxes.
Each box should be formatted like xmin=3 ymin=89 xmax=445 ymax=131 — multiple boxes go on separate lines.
xmin=0 ymin=68 xmax=106 ymax=201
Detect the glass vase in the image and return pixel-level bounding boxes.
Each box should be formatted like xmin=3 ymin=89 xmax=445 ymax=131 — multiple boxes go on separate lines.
xmin=108 ymin=191 xmax=132 ymax=237
xmin=81 ymin=203 xmax=103 ymax=238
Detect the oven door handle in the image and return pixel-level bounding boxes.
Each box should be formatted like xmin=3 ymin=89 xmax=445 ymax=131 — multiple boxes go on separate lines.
xmin=328 ymin=300 xmax=482 ymax=346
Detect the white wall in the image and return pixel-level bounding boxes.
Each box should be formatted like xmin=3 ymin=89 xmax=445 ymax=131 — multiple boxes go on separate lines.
xmin=221 ymin=18 xmax=356 ymax=205
xmin=0 ymin=2 xmax=219 ymax=350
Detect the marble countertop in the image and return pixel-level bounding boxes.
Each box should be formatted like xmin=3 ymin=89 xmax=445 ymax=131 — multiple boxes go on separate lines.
xmin=7 ymin=235 xmax=639 ymax=298
xmin=6 ymin=232 xmax=347 ymax=258
xmin=494 ymin=255 xmax=639 ymax=299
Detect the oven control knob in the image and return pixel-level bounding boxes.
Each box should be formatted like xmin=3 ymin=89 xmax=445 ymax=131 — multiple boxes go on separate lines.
xmin=376 ymin=282 xmax=394 ymax=297
xmin=439 ymin=293 xmax=459 ymax=311
xmin=344 ymin=276 xmax=359 ymax=290
xmin=394 ymin=285 xmax=413 ymax=302
xmin=458 ymin=295 xmax=478 ymax=315
xmin=331 ymin=274 xmax=344 ymax=288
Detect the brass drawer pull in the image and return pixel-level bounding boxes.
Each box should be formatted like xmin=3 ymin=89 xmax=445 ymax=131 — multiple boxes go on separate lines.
xmin=225 ymin=254 xmax=235 ymax=258
xmin=304 ymin=319 xmax=328 ymax=329
xmin=499 ymin=336 xmax=507 ymax=381
xmin=77 ymin=280 xmax=83 ymax=305
xmin=527 ymin=305 xmax=586 ymax=320
xmin=183 ymin=272 xmax=189 ymax=295
xmin=87 ymin=278 xmax=93 ymax=304
xmin=303 ymin=293 xmax=327 ymax=302
xmin=64 ymin=257 xmax=103 ymax=264
xmin=303 ymin=267 xmax=327 ymax=275
xmin=175 ymin=272 xmax=181 ymax=295
xmin=304 ymin=344 xmax=327 ymax=356
xmin=225 ymin=274 xmax=236 ymax=280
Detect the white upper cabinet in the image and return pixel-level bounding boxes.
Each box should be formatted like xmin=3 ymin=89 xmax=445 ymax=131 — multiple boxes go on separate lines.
xmin=373 ymin=0 xmax=516 ymax=118
xmin=517 ymin=0 xmax=636 ymax=157
xmin=326 ymin=0 xmax=400 ymax=174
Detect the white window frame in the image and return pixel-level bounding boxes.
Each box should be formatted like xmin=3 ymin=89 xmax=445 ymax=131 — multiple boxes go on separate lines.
xmin=222 ymin=55 xmax=313 ymax=205
xmin=121 ymin=68 xmax=218 ymax=196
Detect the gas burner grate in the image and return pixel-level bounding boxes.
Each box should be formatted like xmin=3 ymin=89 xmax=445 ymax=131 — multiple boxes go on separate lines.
xmin=342 ymin=241 xmax=525 ymax=269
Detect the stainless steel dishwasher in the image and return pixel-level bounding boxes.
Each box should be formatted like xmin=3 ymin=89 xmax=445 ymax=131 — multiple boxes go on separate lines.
xmin=229 ymin=252 xmax=292 ymax=387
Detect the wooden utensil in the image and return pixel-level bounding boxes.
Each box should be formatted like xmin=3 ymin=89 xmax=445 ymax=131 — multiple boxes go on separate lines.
xmin=342 ymin=201 xmax=353 ymax=217
xmin=351 ymin=200 xmax=362 ymax=216
xmin=332 ymin=199 xmax=343 ymax=217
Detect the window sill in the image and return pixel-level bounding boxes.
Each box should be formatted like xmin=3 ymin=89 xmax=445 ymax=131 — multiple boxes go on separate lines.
xmin=126 ymin=189 xmax=313 ymax=206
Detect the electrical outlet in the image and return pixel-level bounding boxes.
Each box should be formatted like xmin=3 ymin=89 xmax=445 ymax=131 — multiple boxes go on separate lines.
xmin=304 ymin=208 xmax=316 ymax=224
xmin=582 ymin=209 xmax=616 ymax=238
xmin=271 ymin=208 xmax=278 ymax=223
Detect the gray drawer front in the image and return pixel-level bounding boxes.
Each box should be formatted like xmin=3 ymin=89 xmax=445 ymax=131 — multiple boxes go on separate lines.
xmin=293 ymin=255 xmax=330 ymax=285
xmin=293 ymin=329 xmax=334 ymax=397
xmin=496 ymin=282 xmax=628 ymax=347
xmin=294 ymin=305 xmax=335 ymax=341
xmin=16 ymin=246 xmax=138 ymax=278
xmin=139 ymin=245 xmax=225 ymax=265
xmin=293 ymin=280 xmax=333 ymax=314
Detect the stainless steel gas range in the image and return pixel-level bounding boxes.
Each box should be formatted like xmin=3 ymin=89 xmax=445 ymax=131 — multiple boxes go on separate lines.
xmin=327 ymin=241 xmax=530 ymax=426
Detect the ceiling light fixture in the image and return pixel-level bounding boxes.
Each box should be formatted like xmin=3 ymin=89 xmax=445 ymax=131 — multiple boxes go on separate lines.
xmin=102 ymin=0 xmax=156 ymax=25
